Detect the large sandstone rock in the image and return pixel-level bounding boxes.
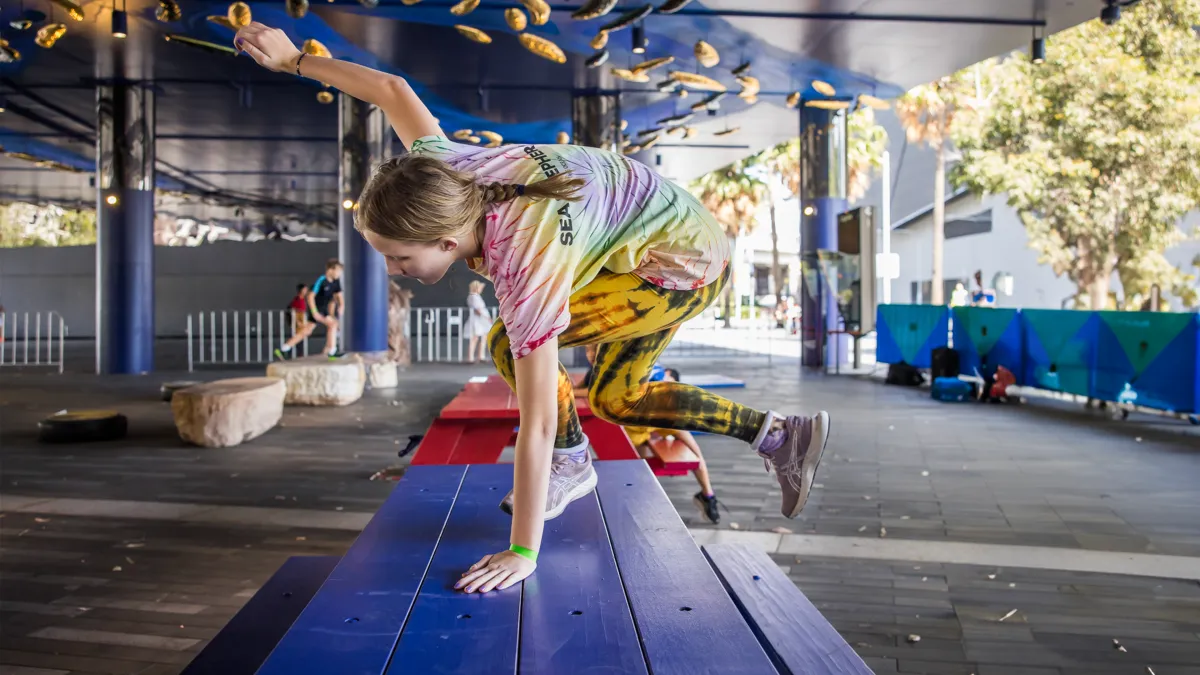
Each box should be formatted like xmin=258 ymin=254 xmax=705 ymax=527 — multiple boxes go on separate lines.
xmin=355 ymin=351 xmax=399 ymax=389
xmin=388 ymin=281 xmax=413 ymax=367
xmin=171 ymin=377 xmax=285 ymax=448
xmin=266 ymin=355 xmax=366 ymax=406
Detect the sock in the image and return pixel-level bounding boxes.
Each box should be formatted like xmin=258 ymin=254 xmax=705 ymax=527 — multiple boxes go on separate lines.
xmin=279 ymin=344 xmax=292 ymax=353
xmin=552 ymin=435 xmax=589 ymax=460
xmin=751 ymin=410 xmax=782 ymax=452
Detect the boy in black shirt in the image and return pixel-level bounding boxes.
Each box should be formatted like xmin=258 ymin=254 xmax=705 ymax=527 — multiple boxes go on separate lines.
xmin=276 ymin=259 xmax=344 ymax=359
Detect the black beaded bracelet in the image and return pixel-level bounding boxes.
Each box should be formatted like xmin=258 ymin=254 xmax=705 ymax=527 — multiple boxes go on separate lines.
xmin=295 ymin=52 xmax=306 ymax=77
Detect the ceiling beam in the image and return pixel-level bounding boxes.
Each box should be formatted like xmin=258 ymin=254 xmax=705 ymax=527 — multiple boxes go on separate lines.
xmin=349 ymin=1 xmax=1046 ymax=26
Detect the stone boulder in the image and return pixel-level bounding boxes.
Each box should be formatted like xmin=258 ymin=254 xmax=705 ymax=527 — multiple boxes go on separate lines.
xmin=171 ymin=377 xmax=285 ymax=448
xmin=266 ymin=355 xmax=366 ymax=406
xmin=355 ymin=351 xmax=399 ymax=389
xmin=388 ymin=281 xmax=413 ymax=367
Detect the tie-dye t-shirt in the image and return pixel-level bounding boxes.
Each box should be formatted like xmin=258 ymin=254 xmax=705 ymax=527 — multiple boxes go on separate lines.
xmin=410 ymin=135 xmax=729 ymax=359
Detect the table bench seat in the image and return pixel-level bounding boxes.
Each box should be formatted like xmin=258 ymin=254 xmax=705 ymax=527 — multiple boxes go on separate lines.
xmin=181 ymin=461 xmax=873 ymax=675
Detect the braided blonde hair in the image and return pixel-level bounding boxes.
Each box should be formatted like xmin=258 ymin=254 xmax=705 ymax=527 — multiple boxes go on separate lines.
xmin=355 ymin=153 xmax=584 ymax=244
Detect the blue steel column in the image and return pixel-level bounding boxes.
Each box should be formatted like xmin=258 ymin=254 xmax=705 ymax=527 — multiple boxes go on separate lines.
xmin=337 ymin=94 xmax=390 ymax=353
xmin=95 ymin=82 xmax=155 ymax=374
xmin=799 ymin=106 xmax=848 ymax=367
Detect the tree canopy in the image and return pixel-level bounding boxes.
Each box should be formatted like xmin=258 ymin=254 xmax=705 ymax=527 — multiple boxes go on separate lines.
xmin=951 ymin=0 xmax=1200 ymax=309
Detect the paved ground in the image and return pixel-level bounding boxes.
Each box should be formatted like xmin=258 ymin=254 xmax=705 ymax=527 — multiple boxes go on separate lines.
xmin=2 ymin=351 xmax=1199 ymax=674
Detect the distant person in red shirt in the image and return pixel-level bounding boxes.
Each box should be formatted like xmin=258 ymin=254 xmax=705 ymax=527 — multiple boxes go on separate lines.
xmin=276 ymin=283 xmax=312 ymax=359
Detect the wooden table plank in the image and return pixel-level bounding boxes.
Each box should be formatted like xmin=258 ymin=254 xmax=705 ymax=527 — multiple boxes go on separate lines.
xmin=385 ymin=464 xmax=521 ymax=675
xmin=446 ymin=423 xmax=517 ymax=465
xmin=581 ymin=418 xmax=641 ymax=461
xmin=256 ymin=465 xmax=467 ymax=675
xmin=702 ymin=544 xmax=875 ymax=675
xmin=411 ymin=419 xmax=468 ymax=466
xmin=520 ymin=488 xmax=648 ymax=675
xmin=594 ymin=461 xmax=779 ymax=675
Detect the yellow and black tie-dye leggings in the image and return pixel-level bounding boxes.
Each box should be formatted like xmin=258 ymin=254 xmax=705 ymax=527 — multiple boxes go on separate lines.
xmin=487 ymin=267 xmax=767 ymax=449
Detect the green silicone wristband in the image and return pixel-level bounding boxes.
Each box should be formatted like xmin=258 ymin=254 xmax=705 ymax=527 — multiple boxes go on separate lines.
xmin=509 ymin=544 xmax=538 ymax=562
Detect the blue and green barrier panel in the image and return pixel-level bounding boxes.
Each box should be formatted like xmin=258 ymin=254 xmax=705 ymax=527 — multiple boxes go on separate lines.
xmin=875 ymin=305 xmax=950 ymax=368
xmin=952 ymin=307 xmax=1023 ymax=382
xmin=876 ymin=304 xmax=1199 ymax=414
xmin=1020 ymin=309 xmax=1100 ymax=398
xmin=1092 ymin=311 xmax=1199 ymax=413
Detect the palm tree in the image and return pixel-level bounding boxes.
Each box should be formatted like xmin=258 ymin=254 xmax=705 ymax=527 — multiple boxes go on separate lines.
xmin=691 ymin=159 xmax=766 ymax=326
xmin=895 ymin=78 xmax=966 ymax=305
xmin=752 ymin=107 xmax=888 ymax=312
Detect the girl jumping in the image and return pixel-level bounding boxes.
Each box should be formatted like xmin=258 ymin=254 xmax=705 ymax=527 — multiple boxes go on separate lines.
xmin=234 ymin=23 xmax=831 ymax=595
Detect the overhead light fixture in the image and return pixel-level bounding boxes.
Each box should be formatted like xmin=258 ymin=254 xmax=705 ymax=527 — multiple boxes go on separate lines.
xmin=1101 ymin=0 xmax=1120 ymax=25
xmin=105 ymin=194 xmax=119 ymax=205
xmin=342 ymin=199 xmax=355 ymax=210
xmin=631 ymin=21 xmax=647 ymax=55
xmin=112 ymin=10 xmax=127 ymax=38
xmin=1031 ymin=23 xmax=1045 ymax=64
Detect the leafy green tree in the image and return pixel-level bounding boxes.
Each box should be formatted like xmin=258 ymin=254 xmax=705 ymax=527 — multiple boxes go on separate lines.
xmin=752 ymin=107 xmax=889 ymax=305
xmin=0 ymin=203 xmax=96 ymax=247
xmin=951 ymin=0 xmax=1200 ymax=310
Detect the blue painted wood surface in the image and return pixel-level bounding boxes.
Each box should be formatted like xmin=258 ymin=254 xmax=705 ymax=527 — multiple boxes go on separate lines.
xmin=702 ymin=544 xmax=874 ymax=675
xmin=593 ymin=460 xmax=778 ymax=675
xmin=182 ymin=555 xmax=338 ymax=675
xmin=257 ymin=465 xmax=467 ymax=675
xmin=520 ymin=489 xmax=648 ymax=675
xmin=385 ymin=464 xmax=520 ymax=675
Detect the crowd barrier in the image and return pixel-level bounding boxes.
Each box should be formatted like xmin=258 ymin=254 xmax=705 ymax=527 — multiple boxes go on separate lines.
xmin=876 ymin=304 xmax=1200 ymax=415
xmin=0 ymin=311 xmax=66 ymax=374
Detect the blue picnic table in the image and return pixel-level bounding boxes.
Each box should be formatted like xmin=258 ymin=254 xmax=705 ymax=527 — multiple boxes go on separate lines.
xmin=182 ymin=460 xmax=873 ymax=675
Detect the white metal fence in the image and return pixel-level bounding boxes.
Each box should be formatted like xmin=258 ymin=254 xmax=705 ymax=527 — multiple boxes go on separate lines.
xmin=187 ymin=309 xmax=315 ymax=371
xmin=184 ymin=306 xmax=498 ymax=370
xmin=184 ymin=305 xmax=820 ymax=370
xmin=408 ymin=306 xmax=499 ymax=363
xmin=0 ymin=311 xmax=66 ymax=373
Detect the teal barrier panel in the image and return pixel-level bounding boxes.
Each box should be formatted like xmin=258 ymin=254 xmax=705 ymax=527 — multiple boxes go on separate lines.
xmin=1020 ymin=309 xmax=1099 ymax=398
xmin=952 ymin=307 xmax=1023 ymax=382
xmin=876 ymin=305 xmax=950 ymax=368
xmin=1092 ymin=312 xmax=1199 ymax=413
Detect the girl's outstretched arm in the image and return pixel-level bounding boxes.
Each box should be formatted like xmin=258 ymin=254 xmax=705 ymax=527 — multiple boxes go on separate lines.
xmin=233 ymin=22 xmax=441 ymax=148
xmin=456 ymin=338 xmax=559 ymax=593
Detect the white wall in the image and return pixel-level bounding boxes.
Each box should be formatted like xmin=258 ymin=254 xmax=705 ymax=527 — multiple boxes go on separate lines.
xmin=890 ymin=194 xmax=1200 ymax=310
xmin=0 ymin=241 xmax=495 ymax=337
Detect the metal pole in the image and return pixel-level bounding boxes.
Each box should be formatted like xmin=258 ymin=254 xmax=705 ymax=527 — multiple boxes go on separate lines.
xmin=187 ymin=315 xmax=193 ymax=372
xmin=881 ymin=149 xmax=892 ymax=305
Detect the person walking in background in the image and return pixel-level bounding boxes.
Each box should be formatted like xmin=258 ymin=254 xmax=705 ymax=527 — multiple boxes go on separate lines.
xmin=276 ymin=259 xmax=344 ymax=360
xmin=465 ymin=280 xmax=492 ymax=364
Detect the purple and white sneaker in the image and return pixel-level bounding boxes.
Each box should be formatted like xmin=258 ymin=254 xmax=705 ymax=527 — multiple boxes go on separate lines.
xmin=753 ymin=411 xmax=830 ymax=518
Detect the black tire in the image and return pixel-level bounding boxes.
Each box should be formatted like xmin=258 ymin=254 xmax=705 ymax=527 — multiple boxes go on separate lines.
xmin=39 ymin=410 xmax=128 ymax=444
xmin=161 ymin=381 xmax=202 ymax=402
